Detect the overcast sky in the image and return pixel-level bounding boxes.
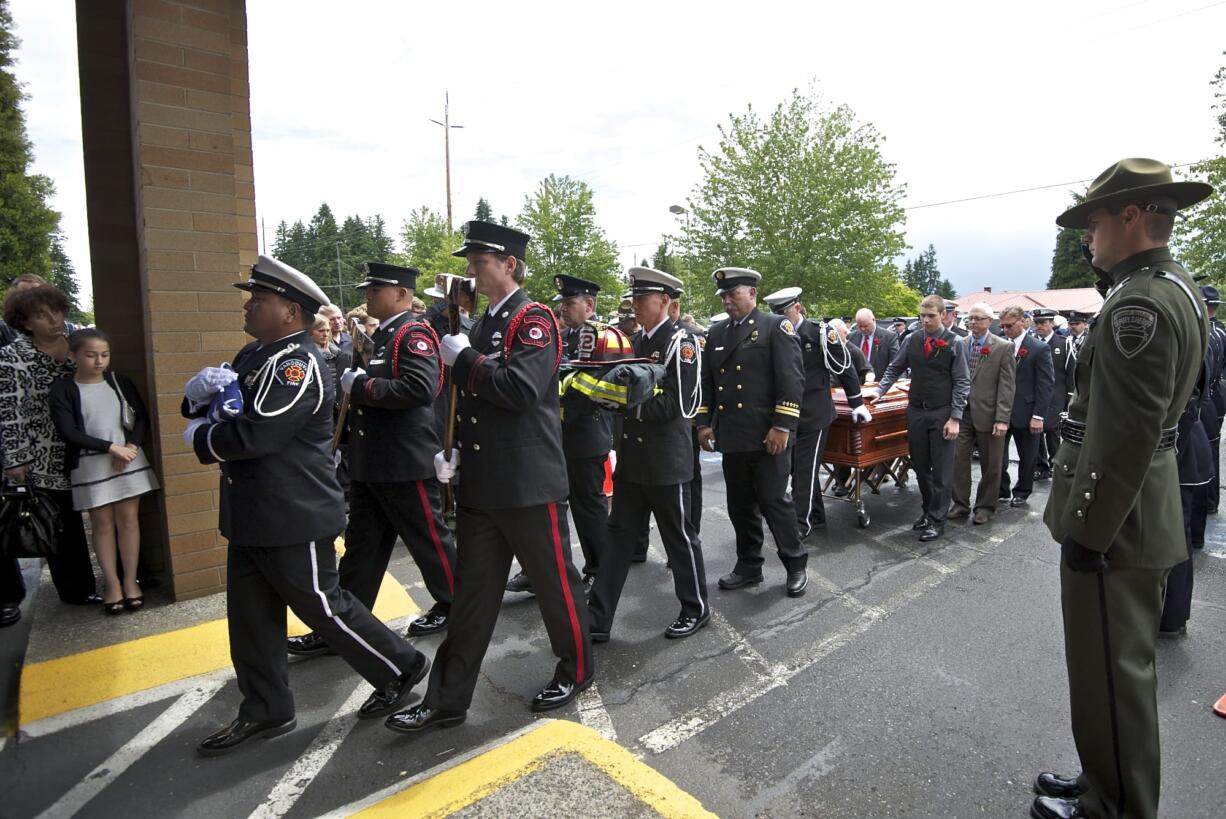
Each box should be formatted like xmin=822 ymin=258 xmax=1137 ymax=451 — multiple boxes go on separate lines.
xmin=10 ymin=0 xmax=1226 ymax=306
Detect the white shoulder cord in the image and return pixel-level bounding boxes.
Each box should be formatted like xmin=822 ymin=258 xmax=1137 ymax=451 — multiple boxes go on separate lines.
xmin=664 ymin=328 xmax=703 ymax=419
xmin=251 ymin=343 xmax=324 ymax=418
xmin=819 ymin=320 xmax=853 ymax=375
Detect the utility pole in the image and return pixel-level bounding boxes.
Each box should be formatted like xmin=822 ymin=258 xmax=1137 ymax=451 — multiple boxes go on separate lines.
xmin=429 ymin=91 xmax=464 ymax=231
xmin=335 ymin=241 xmax=345 ymax=312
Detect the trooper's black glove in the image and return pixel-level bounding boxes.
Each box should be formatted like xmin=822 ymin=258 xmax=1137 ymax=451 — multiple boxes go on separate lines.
xmin=1062 ymin=537 xmax=1106 ymax=573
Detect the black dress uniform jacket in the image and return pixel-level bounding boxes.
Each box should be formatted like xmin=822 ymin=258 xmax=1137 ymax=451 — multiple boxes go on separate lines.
xmin=618 ymin=318 xmax=699 ymax=484
xmin=796 ymin=319 xmax=864 ymax=431
xmin=347 ymin=313 xmax=443 ymax=482
xmin=697 ymin=308 xmax=804 ymax=450
xmin=186 ymin=331 xmax=345 ymax=546
xmin=1039 ymin=332 xmax=1070 ymax=430
xmin=451 ymin=290 xmax=569 ymax=508
xmin=560 ymin=325 xmax=613 ymax=460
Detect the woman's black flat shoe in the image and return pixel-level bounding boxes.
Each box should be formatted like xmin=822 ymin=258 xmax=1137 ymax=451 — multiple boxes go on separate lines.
xmin=103 ymin=599 xmax=125 ymax=616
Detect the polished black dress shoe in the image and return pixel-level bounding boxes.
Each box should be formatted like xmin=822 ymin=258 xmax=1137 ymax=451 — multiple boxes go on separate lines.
xmin=358 ymin=654 xmax=430 ymax=719
xmin=1030 ymin=795 xmax=1086 ymax=819
xmin=590 ymin=628 xmax=610 ymax=643
xmin=287 ymin=632 xmax=335 ymax=657
xmin=0 ymin=605 xmax=20 ymax=628
xmin=1158 ymin=625 xmax=1188 ymax=639
xmin=1034 ymin=468 xmax=1053 ymax=481
xmin=718 ymin=571 xmax=764 ymax=590
xmin=785 ymin=570 xmax=808 ymax=597
xmin=911 ymin=514 xmax=931 ymax=530
xmin=1034 ymin=772 xmax=1083 ymax=799
xmin=407 ymin=605 xmax=449 ymax=637
xmin=385 ymin=704 xmax=467 ymax=734
xmin=1010 ymin=496 xmax=1030 ymax=508
xmin=530 ymin=676 xmax=593 ymax=712
xmin=505 ymin=571 xmax=534 ymax=593
xmin=918 ymin=523 xmax=944 ymax=542
xmin=832 ymin=483 xmax=850 ymax=497
xmin=198 ymin=716 xmax=296 ymax=757
xmin=664 ymin=612 xmax=710 ymax=639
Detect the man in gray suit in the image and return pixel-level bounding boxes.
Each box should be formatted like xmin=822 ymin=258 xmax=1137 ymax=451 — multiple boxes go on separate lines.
xmin=849 ymin=308 xmax=900 ymax=380
xmin=949 ymin=303 xmax=1016 ymax=525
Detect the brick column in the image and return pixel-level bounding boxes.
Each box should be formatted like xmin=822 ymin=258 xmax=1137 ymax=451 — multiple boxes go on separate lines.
xmin=76 ymin=0 xmax=256 ymax=599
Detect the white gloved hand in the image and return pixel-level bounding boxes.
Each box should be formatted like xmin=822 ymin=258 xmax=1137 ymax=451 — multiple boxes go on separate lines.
xmin=865 ymin=372 xmax=877 ymax=384
xmin=183 ymin=417 xmax=210 ymax=446
xmin=440 ymin=333 xmax=471 ymax=367
xmin=851 ymin=405 xmax=873 ymax=424
xmin=340 ymin=368 xmax=365 ymax=395
xmin=185 ymin=366 xmax=237 ymax=404
xmin=434 ymin=449 xmax=460 ymax=484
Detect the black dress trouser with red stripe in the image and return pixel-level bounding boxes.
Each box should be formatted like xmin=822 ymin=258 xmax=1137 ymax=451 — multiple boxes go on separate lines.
xmin=424 ymin=501 xmax=593 ymax=713
xmin=339 ymin=479 xmax=457 ymax=612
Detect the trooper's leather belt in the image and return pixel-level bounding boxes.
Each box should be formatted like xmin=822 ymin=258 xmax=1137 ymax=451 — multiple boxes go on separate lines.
xmin=1060 ymin=417 xmax=1177 ymax=451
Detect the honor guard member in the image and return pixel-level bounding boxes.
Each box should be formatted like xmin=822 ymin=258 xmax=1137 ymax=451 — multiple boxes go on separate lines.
xmin=1034 ymin=159 xmax=1212 ymax=819
xmin=873 ymin=294 xmax=970 ymax=542
xmin=185 ymin=256 xmax=428 ymax=757
xmin=1031 ymin=308 xmax=1069 ymax=480
xmin=669 ymin=287 xmax=707 ymax=534
xmin=387 ymin=222 xmax=593 ymax=736
xmin=423 ymin=274 xmax=475 ymax=445
xmin=943 ymin=301 xmax=969 ymax=337
xmin=288 ymin=264 xmax=459 ymax=661
xmin=696 ymin=268 xmax=808 ymax=596
xmin=506 ymin=275 xmax=611 ymax=594
xmin=589 ymin=268 xmax=709 ymax=641
xmin=763 ymin=288 xmax=870 ymax=537
xmin=1199 ymin=286 xmax=1226 ymax=515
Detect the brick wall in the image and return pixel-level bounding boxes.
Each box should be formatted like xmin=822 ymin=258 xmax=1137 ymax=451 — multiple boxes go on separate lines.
xmin=77 ymin=0 xmax=256 ymax=599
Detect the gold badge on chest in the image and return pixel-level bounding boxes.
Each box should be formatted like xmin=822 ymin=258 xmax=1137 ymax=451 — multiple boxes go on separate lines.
xmin=750 ymin=329 xmax=759 ymax=343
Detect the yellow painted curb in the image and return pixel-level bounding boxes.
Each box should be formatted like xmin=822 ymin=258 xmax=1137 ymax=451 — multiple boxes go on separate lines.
xmin=19 ymin=572 xmax=417 ymax=725
xmin=354 ymin=720 xmax=716 ymax=819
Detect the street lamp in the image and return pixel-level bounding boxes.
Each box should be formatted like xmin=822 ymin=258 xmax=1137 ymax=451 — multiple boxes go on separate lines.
xmin=669 ymin=204 xmax=690 ymax=231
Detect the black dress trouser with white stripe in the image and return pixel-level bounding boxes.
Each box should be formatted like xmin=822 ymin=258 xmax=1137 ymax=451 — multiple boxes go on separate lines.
xmin=792 ymin=423 xmax=831 ymax=537
xmin=589 ymin=475 xmax=708 ymax=633
xmin=227 ymin=540 xmax=422 ymax=723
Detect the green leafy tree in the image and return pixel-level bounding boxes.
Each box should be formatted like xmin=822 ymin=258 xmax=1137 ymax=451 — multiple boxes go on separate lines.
xmin=1173 ymin=54 xmax=1226 ymax=284
xmin=0 ymin=0 xmax=63 ymax=288
xmin=400 ymin=206 xmax=467 ymax=278
xmin=679 ymin=86 xmax=908 ymax=318
xmin=1047 ymin=194 xmax=1094 ymax=288
xmin=516 ymin=174 xmax=621 ymax=304
xmin=474 ymin=198 xmax=493 ymax=223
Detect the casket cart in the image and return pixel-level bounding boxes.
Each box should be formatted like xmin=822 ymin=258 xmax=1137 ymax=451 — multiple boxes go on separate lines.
xmin=820 ymin=381 xmax=912 ymax=528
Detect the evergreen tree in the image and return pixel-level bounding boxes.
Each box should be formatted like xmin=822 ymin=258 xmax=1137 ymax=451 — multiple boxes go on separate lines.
xmin=1047 ymin=194 xmax=1095 ymax=289
xmin=901 ymin=244 xmax=943 ymax=294
xmin=0 ymin=0 xmax=62 ymax=288
xmin=474 ymin=198 xmax=493 ymax=223
xmin=1173 ymin=54 xmax=1226 ymax=284
xmin=48 ymin=230 xmax=83 ymax=318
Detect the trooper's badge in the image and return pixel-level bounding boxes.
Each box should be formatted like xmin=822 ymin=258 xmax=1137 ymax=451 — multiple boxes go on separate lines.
xmin=1111 ymin=306 xmax=1157 ymax=359
xmin=781 ymin=319 xmax=796 ymax=336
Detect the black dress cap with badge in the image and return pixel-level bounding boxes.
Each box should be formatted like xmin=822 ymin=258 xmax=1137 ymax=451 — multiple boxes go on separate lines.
xmin=1032 ymin=308 xmax=1057 ymax=321
xmin=1056 ymin=157 xmax=1214 ymax=229
xmin=452 ymin=220 xmax=531 ymax=261
xmin=1067 ymin=311 xmax=1093 ymax=323
xmin=944 ymin=300 xmax=958 ymax=313
xmin=356 ymin=262 xmax=419 ymax=290
xmin=711 ymin=267 xmax=762 ymax=295
xmin=553 ymin=275 xmax=602 ymax=302
xmin=764 ymin=287 xmax=803 ymax=314
xmin=236 ymin=255 xmax=329 ymax=314
xmin=628 ymin=266 xmax=683 ymax=297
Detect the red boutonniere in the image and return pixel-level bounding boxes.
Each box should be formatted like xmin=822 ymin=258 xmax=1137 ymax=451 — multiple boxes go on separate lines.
xmin=1018 ymin=346 xmax=1029 ymax=358
xmin=873 ymin=338 xmax=881 ymax=348
xmin=935 ymin=339 xmax=948 ymax=349
xmin=980 ymin=346 xmax=991 ymax=356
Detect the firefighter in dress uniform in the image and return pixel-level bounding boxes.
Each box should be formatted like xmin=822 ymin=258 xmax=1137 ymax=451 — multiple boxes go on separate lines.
xmin=386 ymin=222 xmax=594 ymax=735
xmin=186 ymin=256 xmax=428 ymax=757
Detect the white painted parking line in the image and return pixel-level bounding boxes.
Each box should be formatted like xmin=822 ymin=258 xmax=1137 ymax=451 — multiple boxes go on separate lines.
xmin=35 ymin=680 xmax=224 ymax=819
xmin=638 ymin=543 xmax=985 ymax=755
xmin=804 ymin=570 xmax=885 ymax=618
xmin=710 ymin=609 xmax=786 ymax=680
xmin=576 ymin=683 xmax=617 ymax=741
xmin=248 ymin=681 xmax=369 ymax=819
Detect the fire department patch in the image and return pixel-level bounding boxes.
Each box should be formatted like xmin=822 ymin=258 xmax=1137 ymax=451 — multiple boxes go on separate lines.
xmin=278 ymin=359 xmax=307 ymax=385
xmin=781 ymin=319 xmax=796 ymax=336
xmin=408 ymin=331 xmax=436 ymax=357
xmin=680 ymin=342 xmax=696 ymax=363
xmin=827 ymin=328 xmax=839 ymax=345
xmin=517 ymin=315 xmax=552 ymax=348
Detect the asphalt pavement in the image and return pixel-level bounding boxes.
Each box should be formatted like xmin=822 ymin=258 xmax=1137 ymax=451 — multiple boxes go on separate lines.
xmin=1 ymin=452 xmax=1224 ymax=818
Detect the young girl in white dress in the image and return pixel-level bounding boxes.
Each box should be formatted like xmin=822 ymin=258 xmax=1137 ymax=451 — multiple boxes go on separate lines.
xmin=50 ymin=329 xmax=159 ymax=615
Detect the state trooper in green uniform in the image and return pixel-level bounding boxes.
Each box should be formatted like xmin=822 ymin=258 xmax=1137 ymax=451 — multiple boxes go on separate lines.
xmin=1033 ymin=159 xmax=1214 ymax=819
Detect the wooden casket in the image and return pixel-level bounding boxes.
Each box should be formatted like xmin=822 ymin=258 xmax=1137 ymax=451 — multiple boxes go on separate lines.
xmin=823 ymin=381 xmax=912 ymax=469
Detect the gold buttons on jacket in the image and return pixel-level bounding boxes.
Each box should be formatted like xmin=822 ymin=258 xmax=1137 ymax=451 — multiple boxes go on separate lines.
xmin=1084 ymin=492 xmax=1091 ymax=500
xmin=473 ymin=443 xmax=481 ymax=451
xmin=736 ymin=365 xmax=742 ymax=371
xmin=1075 ymin=510 xmax=1084 ymax=518
xmin=736 ymin=384 xmax=742 ymax=390
xmin=737 ymin=403 xmax=743 ymax=408
xmin=470 ymin=417 xmax=477 ymax=423
xmin=718 ymin=405 xmax=725 ymax=411
xmin=1090 ymin=472 xmax=1098 ymax=480
xmin=720 ymin=368 xmax=726 ymax=374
